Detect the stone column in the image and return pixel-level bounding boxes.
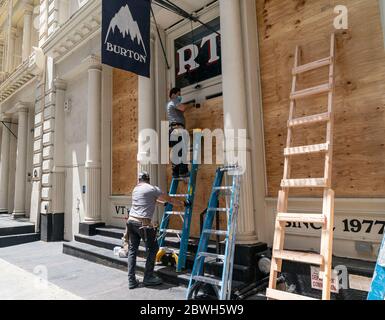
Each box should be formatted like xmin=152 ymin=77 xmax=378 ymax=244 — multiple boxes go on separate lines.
xmin=0 ymin=114 xmax=11 ymax=213
xmin=137 ymin=36 xmax=157 ymax=185
xmin=6 ymin=28 xmax=16 ymax=72
xmin=22 ymin=8 xmax=33 ymax=61
xmin=13 ymin=103 xmax=29 ymax=218
xmin=52 ymin=79 xmax=66 ymax=215
xmin=84 ymin=56 xmax=102 ymax=223
xmin=220 ymin=0 xmax=258 ymax=244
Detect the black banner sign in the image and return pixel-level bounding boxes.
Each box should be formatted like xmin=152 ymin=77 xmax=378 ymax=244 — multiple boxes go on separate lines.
xmin=175 ymin=17 xmax=221 ymax=88
xmin=102 ymin=0 xmax=151 ymax=77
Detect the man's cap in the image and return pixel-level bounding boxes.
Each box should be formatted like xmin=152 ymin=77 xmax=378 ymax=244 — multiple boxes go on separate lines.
xmin=139 ymin=171 xmax=150 ymax=181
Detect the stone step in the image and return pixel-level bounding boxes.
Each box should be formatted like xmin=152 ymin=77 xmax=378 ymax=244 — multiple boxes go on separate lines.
xmin=95 ymin=226 xmax=125 ymax=239
xmin=95 ymin=226 xmax=219 ymax=254
xmin=67 ymin=232 xmax=255 ymax=283
xmin=0 ymin=233 xmax=40 ymax=248
xmin=0 ymin=216 xmax=35 ymax=236
xmin=63 ymin=240 xmax=192 ymax=287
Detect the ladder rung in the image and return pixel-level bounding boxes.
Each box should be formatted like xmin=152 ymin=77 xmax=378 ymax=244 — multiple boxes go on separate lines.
xmin=281 ymin=178 xmax=327 ymax=188
xmin=284 ymin=143 xmax=329 ymax=156
xmin=266 ymin=288 xmax=317 ymax=301
xmin=169 ymin=194 xmax=189 ymax=198
xmin=273 ymin=250 xmax=324 ymax=265
xmin=197 ymin=252 xmax=225 ymax=260
xmin=213 ymin=186 xmax=233 ymax=191
xmin=292 ymin=57 xmax=332 ymax=75
xmin=207 ymin=208 xmax=230 ymax=213
xmin=173 ymin=177 xmax=190 ymax=181
xmin=220 ymin=166 xmax=240 ymax=172
xmin=276 ymin=213 xmax=326 ymax=224
xmin=165 ymin=211 xmax=185 ymax=216
xmin=288 ymin=112 xmax=330 ymax=128
xmin=290 ymin=83 xmax=331 ymax=100
xmin=160 ymin=229 xmax=182 ymax=235
xmin=160 ymin=247 xmax=180 ymax=254
xmin=193 ymin=276 xmax=222 ymax=287
xmin=203 ymin=229 xmax=228 ymax=236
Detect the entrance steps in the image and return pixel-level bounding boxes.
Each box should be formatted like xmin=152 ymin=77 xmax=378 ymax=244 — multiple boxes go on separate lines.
xmin=0 ymin=214 xmax=39 ymax=248
xmin=63 ymin=226 xmax=266 ymax=289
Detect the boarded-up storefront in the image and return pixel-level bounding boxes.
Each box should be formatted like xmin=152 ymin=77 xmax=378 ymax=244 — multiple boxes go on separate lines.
xmin=112 ymin=69 xmax=138 ymax=195
xmin=257 ymin=0 xmax=385 ymax=198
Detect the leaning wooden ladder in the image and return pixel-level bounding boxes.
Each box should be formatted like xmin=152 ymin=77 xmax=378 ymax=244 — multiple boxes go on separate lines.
xmin=267 ymin=34 xmax=336 ymax=301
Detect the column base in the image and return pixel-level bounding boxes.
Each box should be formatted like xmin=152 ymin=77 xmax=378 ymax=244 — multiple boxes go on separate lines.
xmin=12 ymin=212 xmax=26 ymax=219
xmin=79 ymin=222 xmax=105 ymax=236
xmin=0 ymin=210 xmax=9 ymax=214
xmin=41 ymin=213 xmax=64 ymax=242
xmin=219 ymin=242 xmax=268 ymax=282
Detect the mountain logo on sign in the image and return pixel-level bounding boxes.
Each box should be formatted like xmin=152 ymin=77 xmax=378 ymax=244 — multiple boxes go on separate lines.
xmin=104 ymin=4 xmax=147 ymax=56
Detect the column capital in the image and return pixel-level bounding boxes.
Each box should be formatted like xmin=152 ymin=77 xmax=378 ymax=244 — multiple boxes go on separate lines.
xmin=15 ymin=102 xmax=30 ymax=112
xmin=22 ymin=4 xmax=34 ymax=15
xmin=9 ymin=27 xmax=18 ymax=38
xmin=54 ymin=78 xmax=67 ymax=91
xmin=0 ymin=113 xmax=12 ymax=121
xmin=83 ymin=55 xmax=102 ymax=71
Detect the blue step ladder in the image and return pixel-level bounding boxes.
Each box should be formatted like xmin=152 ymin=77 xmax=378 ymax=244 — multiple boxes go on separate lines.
xmin=368 ymin=233 xmax=385 ymax=300
xmin=186 ymin=165 xmax=242 ymax=300
xmin=156 ymin=129 xmax=202 ymax=272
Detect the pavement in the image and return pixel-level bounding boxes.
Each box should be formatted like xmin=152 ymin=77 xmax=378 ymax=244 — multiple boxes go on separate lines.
xmin=0 ymin=241 xmax=186 ymax=300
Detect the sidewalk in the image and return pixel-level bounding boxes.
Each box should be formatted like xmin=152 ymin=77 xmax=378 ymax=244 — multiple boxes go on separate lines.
xmin=0 ymin=241 xmax=186 ymax=300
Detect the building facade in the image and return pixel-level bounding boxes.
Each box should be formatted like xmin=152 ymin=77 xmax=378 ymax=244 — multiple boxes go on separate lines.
xmin=0 ymin=0 xmax=385 ymax=262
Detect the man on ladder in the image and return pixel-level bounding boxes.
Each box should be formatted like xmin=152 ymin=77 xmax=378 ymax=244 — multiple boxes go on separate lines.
xmin=167 ymin=87 xmax=195 ymax=178
xmin=127 ymin=171 xmax=185 ymax=289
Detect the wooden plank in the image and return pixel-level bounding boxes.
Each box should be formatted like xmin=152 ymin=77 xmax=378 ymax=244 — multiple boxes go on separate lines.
xmin=276 ymin=213 xmax=326 ymax=224
xmin=290 ymin=83 xmax=331 ymax=100
xmin=266 ymin=288 xmax=317 ymax=301
xmin=320 ymin=189 xmax=335 ymax=300
xmin=292 ymin=57 xmax=332 ymax=75
xmin=112 ymin=69 xmax=138 ymax=195
xmin=288 ymin=112 xmax=330 ymax=128
xmin=284 ymin=143 xmax=329 ymax=156
xmin=273 ymin=250 xmax=324 ymax=265
xmin=281 ymin=178 xmax=327 ymax=188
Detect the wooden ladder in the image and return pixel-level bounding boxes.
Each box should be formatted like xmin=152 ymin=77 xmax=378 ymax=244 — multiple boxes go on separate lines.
xmin=267 ymin=34 xmax=336 ymax=301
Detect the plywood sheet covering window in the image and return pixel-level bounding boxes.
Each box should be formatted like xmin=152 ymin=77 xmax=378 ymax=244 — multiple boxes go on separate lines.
xmin=257 ymin=0 xmax=385 ymax=197
xmin=112 ymin=69 xmax=138 ymax=195
xmin=168 ymin=96 xmax=225 ymax=238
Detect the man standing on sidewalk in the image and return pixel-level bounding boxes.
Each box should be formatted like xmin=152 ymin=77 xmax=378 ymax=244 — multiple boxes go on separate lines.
xmin=127 ymin=171 xmax=184 ymax=289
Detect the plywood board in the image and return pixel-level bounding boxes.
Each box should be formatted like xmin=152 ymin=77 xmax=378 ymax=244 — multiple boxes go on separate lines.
xmin=257 ymin=0 xmax=385 ymax=197
xmin=112 ymin=69 xmax=138 ymax=195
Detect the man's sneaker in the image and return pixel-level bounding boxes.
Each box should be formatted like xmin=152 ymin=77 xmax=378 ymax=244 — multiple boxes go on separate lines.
xmin=128 ymin=278 xmax=139 ymax=289
xmin=143 ymin=275 xmax=163 ymax=287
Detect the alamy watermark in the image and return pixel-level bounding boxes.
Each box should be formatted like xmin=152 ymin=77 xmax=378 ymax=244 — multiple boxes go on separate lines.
xmin=137 ymin=121 xmax=247 ymax=174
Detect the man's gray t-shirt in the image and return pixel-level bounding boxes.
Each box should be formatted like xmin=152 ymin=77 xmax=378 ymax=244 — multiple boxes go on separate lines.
xmin=129 ymin=183 xmax=163 ymax=219
xmin=167 ymin=99 xmax=185 ymax=126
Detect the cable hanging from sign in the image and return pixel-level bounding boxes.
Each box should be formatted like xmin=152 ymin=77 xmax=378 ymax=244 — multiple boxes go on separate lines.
xmin=152 ymin=0 xmax=221 ymax=37
xmin=150 ymin=5 xmax=171 ymax=70
xmin=1 ymin=121 xmax=17 ymax=139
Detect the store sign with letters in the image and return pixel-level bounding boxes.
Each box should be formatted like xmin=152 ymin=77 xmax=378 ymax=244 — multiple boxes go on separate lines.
xmin=284 ymin=214 xmax=385 ymax=242
xmin=102 ymin=0 xmax=151 ymax=77
xmin=310 ymin=266 xmax=340 ymax=293
xmin=175 ymin=17 xmax=221 ymax=88
xmin=112 ymin=205 xmax=130 ymax=220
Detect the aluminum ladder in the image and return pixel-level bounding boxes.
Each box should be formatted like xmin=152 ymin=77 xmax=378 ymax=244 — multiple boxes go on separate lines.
xmin=186 ymin=165 xmax=242 ymax=300
xmin=367 ymin=233 xmax=385 ymax=300
xmin=156 ymin=129 xmax=202 ymax=272
xmin=267 ymin=34 xmax=336 ymax=300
